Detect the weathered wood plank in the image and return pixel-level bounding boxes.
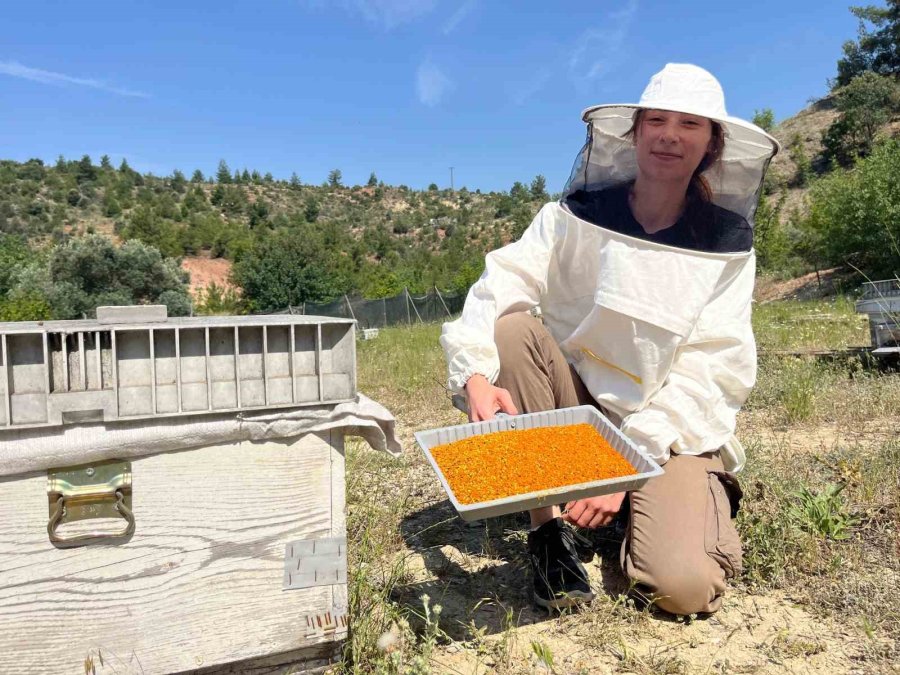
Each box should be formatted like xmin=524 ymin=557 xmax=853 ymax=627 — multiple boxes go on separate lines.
xmin=328 ymin=428 xmax=347 ymax=614
xmin=0 ymin=432 xmax=346 ymax=674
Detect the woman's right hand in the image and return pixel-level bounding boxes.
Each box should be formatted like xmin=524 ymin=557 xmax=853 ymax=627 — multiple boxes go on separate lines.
xmin=464 ymin=374 xmax=518 ymax=422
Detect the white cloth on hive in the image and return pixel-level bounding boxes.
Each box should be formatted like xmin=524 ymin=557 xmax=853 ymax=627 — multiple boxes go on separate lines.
xmin=0 ymin=393 xmax=400 ymax=478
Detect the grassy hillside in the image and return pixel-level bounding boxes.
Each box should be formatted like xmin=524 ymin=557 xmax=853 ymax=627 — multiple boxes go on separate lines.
xmin=765 ymin=82 xmax=900 ymax=225
xmin=0 ymin=157 xmax=547 ymax=302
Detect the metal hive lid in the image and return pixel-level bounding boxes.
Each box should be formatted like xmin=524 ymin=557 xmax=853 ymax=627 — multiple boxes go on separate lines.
xmin=0 ymin=307 xmax=357 ymax=431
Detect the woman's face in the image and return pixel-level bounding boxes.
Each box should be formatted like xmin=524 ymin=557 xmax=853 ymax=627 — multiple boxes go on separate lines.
xmin=634 ymin=109 xmax=713 ymax=184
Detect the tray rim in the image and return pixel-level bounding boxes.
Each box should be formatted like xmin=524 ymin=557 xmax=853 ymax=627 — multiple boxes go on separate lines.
xmin=415 ymin=405 xmax=664 ymax=520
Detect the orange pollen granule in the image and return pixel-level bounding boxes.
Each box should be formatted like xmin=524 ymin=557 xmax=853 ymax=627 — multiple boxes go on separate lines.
xmin=430 ymin=423 xmax=637 ymax=505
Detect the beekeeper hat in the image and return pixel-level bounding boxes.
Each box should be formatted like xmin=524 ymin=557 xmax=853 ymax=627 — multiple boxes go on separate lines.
xmin=564 ymin=63 xmax=780 ymax=225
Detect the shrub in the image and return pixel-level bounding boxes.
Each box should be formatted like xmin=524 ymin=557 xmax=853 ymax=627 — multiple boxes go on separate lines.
xmin=802 ymin=139 xmax=900 ymax=279
xmin=0 ymin=234 xmax=38 ymax=295
xmin=195 ymin=282 xmax=244 ymax=315
xmin=821 ymin=72 xmax=900 ymax=166
xmin=752 ymin=108 xmax=776 ymax=132
xmin=0 ymin=291 xmax=52 ymax=322
xmin=788 ymin=134 xmax=813 ymax=187
xmin=231 ymin=226 xmax=352 ymax=311
xmin=12 ymin=235 xmax=194 ymax=319
xmin=753 ymin=191 xmax=793 ymax=274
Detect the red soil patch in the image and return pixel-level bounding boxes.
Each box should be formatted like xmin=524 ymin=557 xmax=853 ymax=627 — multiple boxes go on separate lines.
xmin=181 ymin=256 xmax=236 ymax=298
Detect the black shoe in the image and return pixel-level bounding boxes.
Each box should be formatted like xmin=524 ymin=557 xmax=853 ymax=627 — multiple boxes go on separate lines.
xmin=527 ymin=518 xmax=595 ymax=610
xmin=570 ymin=526 xmax=596 ymax=563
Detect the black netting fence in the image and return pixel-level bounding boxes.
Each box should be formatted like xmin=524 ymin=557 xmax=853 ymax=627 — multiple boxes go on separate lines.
xmin=275 ymin=288 xmax=466 ymax=327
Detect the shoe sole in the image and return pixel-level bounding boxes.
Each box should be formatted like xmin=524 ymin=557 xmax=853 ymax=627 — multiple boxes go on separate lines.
xmin=534 ymin=590 xmax=595 ymax=610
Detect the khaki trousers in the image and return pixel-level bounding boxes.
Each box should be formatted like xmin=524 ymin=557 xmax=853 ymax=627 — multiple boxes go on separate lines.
xmin=494 ymin=312 xmax=743 ymax=615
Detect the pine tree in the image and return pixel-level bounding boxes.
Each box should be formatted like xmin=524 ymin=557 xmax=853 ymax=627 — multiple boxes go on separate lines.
xmin=171 ymin=169 xmax=187 ymax=193
xmin=834 ymin=1 xmax=900 ymax=87
xmin=216 ymin=160 xmax=232 ymax=184
xmin=76 ymin=155 xmax=97 ymax=184
xmin=100 ymin=155 xmax=113 ymax=171
xmin=510 ymin=181 xmax=529 ymax=201
xmin=304 ymin=196 xmax=320 ymax=222
xmin=530 ymin=175 xmax=548 ymax=201
xmin=367 ymin=172 xmax=378 ymax=187
xmin=327 ymin=169 xmax=343 ymax=188
xmin=191 ymin=169 xmax=204 ymax=183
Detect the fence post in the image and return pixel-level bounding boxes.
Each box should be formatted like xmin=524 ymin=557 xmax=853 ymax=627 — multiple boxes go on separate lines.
xmin=345 ymin=295 xmax=357 ymax=322
xmin=404 ymin=288 xmax=411 ymax=324
xmin=435 ymin=286 xmax=452 ymax=317
xmin=382 ymin=297 xmax=387 ymax=328
xmin=407 ymin=288 xmax=423 ymax=323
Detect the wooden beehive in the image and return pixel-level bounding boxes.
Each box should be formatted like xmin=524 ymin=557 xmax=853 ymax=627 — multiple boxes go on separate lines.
xmin=0 ymin=309 xmax=361 ymax=673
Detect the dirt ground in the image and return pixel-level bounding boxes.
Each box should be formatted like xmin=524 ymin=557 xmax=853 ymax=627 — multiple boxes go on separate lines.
xmin=753 ymin=268 xmax=847 ymax=304
xmin=370 ymin=412 xmax=898 ymax=675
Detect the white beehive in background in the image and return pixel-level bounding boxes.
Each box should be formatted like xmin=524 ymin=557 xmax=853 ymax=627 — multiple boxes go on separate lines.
xmin=0 ymin=307 xmax=397 ymax=674
xmin=855 ymin=279 xmax=900 ymax=352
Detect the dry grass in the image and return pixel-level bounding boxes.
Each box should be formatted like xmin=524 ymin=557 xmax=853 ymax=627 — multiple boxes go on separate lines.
xmin=342 ymin=299 xmax=899 ymax=673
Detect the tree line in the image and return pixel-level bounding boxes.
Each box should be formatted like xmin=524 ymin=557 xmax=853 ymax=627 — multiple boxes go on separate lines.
xmin=0 ymin=150 xmax=552 ymax=318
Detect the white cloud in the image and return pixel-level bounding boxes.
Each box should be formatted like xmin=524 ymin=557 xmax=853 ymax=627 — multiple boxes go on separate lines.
xmin=568 ymin=0 xmax=638 ymax=83
xmin=416 ymin=58 xmax=453 ymax=106
xmin=0 ymin=60 xmax=149 ymax=98
xmin=510 ymin=67 xmax=553 ymax=106
xmin=503 ymin=0 xmax=637 ymax=105
xmin=306 ymin=0 xmax=438 ymax=29
xmin=443 ymin=0 xmax=477 ymax=34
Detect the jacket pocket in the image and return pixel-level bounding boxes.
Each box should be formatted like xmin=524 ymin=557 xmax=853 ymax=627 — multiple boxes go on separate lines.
xmin=705 ymin=470 xmax=743 ymax=579
xmin=590 ymin=235 xmax=726 ymax=338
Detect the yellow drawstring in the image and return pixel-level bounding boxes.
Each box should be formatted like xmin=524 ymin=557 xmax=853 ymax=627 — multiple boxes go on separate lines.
xmin=580 ymin=346 xmax=643 ymax=385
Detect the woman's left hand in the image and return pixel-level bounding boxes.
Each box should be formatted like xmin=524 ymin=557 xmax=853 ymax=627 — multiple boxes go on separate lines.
xmin=562 ymin=492 xmax=626 ymax=529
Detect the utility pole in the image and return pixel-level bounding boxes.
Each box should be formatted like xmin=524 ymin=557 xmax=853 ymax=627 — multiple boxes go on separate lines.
xmin=449 ymin=166 xmax=454 ymax=192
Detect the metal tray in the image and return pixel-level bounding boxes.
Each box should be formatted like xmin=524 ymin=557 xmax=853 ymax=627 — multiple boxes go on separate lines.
xmin=415 ymin=405 xmax=664 ymax=521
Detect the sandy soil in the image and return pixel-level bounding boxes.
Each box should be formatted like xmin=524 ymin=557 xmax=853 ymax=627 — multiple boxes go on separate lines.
xmin=180 ymin=255 xmax=235 ymax=297
xmin=370 ymin=416 xmax=898 ymax=674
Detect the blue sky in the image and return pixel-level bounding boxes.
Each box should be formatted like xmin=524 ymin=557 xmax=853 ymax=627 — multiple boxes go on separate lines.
xmin=0 ymin=1 xmax=860 ymax=192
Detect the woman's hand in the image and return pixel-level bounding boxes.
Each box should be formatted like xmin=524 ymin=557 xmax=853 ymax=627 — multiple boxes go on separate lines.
xmin=464 ymin=374 xmax=518 ymax=422
xmin=562 ymin=492 xmax=626 ymax=529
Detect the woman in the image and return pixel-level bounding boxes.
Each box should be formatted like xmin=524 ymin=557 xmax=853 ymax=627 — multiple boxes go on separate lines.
xmin=440 ymin=64 xmax=779 ymax=615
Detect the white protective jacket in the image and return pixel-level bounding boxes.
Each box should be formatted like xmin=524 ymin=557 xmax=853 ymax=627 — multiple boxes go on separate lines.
xmin=440 ymin=91 xmax=778 ymax=473
xmin=440 ymin=202 xmax=755 ymax=471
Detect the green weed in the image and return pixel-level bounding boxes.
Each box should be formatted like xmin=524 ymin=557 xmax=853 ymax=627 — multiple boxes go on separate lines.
xmin=789 ymin=483 xmax=859 ymax=540
xmin=779 ymin=358 xmax=819 ymax=422
xmin=530 ymin=640 xmax=556 ymax=673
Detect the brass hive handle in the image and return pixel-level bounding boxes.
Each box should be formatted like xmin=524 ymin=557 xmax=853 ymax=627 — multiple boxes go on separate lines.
xmin=47 ymin=489 xmax=135 ymax=548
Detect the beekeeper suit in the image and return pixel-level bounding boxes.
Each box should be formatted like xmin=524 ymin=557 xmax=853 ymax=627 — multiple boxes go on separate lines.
xmin=441 ymin=65 xmax=779 ymax=474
